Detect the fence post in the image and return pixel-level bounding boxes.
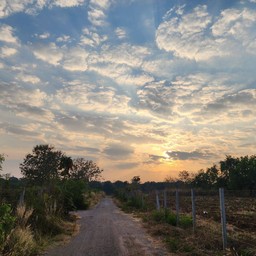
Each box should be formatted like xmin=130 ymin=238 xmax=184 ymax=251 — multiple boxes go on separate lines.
xmin=191 ymin=188 xmax=196 ymax=232
xmin=164 ymin=190 xmax=167 ymax=208
xmin=175 ymin=189 xmax=179 ymax=225
xmin=156 ymin=190 xmax=160 ymax=210
xmin=219 ymin=188 xmax=227 ymax=250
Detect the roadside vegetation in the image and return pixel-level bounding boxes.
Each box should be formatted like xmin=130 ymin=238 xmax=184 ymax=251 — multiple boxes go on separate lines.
xmin=112 ymin=155 xmax=256 ymax=256
xmin=0 ymin=146 xmax=103 ymax=256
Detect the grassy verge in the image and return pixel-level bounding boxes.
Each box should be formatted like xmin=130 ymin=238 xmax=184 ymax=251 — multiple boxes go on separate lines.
xmin=116 ymin=198 xmax=256 ymax=256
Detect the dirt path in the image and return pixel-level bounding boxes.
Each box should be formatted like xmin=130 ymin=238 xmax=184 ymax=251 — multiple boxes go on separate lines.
xmin=45 ymin=197 xmax=171 ymax=256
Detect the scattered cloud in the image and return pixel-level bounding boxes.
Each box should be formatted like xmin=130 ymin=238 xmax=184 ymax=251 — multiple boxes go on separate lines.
xmin=0 ymin=1 xmax=255 ymax=181
xmin=0 ymin=24 xmax=19 ymax=44
xmin=156 ymin=5 xmax=256 ymax=60
xmin=115 ymin=27 xmax=127 ymax=39
xmin=33 ymin=43 xmax=63 ymax=66
xmin=0 ymin=46 xmax=17 ymax=57
xmin=166 ymin=150 xmax=215 ymax=160
xmin=103 ymin=143 xmax=134 ymax=159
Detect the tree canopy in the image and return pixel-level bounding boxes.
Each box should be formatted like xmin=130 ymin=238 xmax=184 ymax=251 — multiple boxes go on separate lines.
xmin=0 ymin=154 xmax=4 ymax=172
xmin=20 ymin=145 xmax=103 ymax=186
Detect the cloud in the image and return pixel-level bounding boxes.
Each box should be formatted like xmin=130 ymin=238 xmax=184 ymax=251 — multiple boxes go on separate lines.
xmin=166 ymin=150 xmax=214 ymax=160
xmin=33 ymin=43 xmax=63 ymax=66
xmin=56 ymin=35 xmax=71 ymax=43
xmin=115 ymin=27 xmax=127 ymax=39
xmin=135 ymin=80 xmax=175 ymax=116
xmin=88 ymin=0 xmax=112 ymax=27
xmin=115 ymin=162 xmax=139 ymax=169
xmin=0 ymin=122 xmax=41 ymax=137
xmin=89 ymin=43 xmax=153 ymax=86
xmin=36 ymin=32 xmax=50 ymax=39
xmin=0 ymin=46 xmax=17 ymax=57
xmin=62 ymin=47 xmax=89 ymax=71
xmin=0 ymin=0 xmax=86 ymax=18
xmin=80 ymin=29 xmax=108 ymax=47
xmin=96 ymin=43 xmax=150 ymax=67
xmin=16 ymin=73 xmax=41 ymax=84
xmin=0 ymin=24 xmax=19 ymax=44
xmin=0 ymin=83 xmax=47 ymax=108
xmin=102 ymin=143 xmax=134 ymax=159
xmin=51 ymin=0 xmax=85 ymax=8
xmin=156 ymin=5 xmax=256 ymax=60
xmin=53 ymin=83 xmax=131 ymax=114
xmin=203 ymin=89 xmax=256 ymax=114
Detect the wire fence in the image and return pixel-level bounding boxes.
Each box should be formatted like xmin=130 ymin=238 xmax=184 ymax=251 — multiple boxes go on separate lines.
xmin=125 ymin=188 xmax=256 ymax=252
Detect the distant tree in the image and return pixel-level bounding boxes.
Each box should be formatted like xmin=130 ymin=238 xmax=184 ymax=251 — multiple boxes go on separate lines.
xmin=20 ymin=145 xmax=64 ymax=185
xmin=219 ymin=155 xmax=239 ymax=187
xmin=59 ymin=156 xmax=73 ymax=178
xmin=70 ymin=158 xmax=103 ymax=182
xmin=191 ymin=169 xmax=211 ymax=189
xmin=164 ymin=175 xmax=177 ymax=183
xmin=228 ymin=155 xmax=256 ymax=191
xmin=0 ymin=154 xmax=5 ymax=173
xmin=131 ymin=176 xmax=140 ymax=184
xmin=178 ymin=170 xmax=190 ymax=183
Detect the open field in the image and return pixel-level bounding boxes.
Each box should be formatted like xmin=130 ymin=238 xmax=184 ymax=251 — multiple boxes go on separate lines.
xmin=119 ymin=189 xmax=256 ymax=255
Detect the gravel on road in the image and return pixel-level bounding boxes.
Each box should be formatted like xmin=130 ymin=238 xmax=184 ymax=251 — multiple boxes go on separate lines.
xmin=45 ymin=197 xmax=171 ymax=256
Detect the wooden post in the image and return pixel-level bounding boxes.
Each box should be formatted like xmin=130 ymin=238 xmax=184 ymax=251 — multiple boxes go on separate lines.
xmin=191 ymin=188 xmax=196 ymax=232
xmin=156 ymin=191 xmax=160 ymax=210
xmin=175 ymin=189 xmax=179 ymax=225
xmin=219 ymin=188 xmax=227 ymax=250
xmin=164 ymin=190 xmax=167 ymax=208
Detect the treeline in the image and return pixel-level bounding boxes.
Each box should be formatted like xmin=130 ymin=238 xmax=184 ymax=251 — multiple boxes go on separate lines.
xmin=0 ymin=145 xmax=103 ymax=255
xmin=187 ymin=155 xmax=256 ymax=191
xmin=90 ymin=155 xmax=256 ymax=195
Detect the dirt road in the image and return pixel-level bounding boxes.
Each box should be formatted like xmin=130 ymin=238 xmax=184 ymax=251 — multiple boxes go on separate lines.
xmin=45 ymin=197 xmax=171 ymax=256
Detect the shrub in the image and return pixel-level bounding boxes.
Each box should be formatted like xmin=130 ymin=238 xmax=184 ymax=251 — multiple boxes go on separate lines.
xmin=152 ymin=209 xmax=176 ymax=225
xmin=0 ymin=203 xmax=16 ymax=248
xmin=2 ymin=226 xmax=37 ymax=256
xmin=179 ymin=214 xmax=193 ymax=228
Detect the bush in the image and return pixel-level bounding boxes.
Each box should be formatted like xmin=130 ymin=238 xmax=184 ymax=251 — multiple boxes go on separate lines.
xmin=2 ymin=226 xmax=37 ymax=256
xmin=179 ymin=215 xmax=193 ymax=228
xmin=0 ymin=203 xmax=16 ymax=248
xmin=152 ymin=209 xmax=176 ymax=225
xmin=151 ymin=209 xmax=192 ymax=228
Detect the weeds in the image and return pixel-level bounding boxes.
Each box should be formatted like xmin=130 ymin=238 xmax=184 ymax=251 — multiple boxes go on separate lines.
xmin=151 ymin=208 xmax=192 ymax=228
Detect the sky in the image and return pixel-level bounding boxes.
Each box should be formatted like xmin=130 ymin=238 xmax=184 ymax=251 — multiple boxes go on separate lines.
xmin=0 ymin=0 xmax=256 ymax=182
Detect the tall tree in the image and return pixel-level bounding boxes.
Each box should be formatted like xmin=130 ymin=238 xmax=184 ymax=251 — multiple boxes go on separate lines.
xmin=20 ymin=145 xmax=64 ymax=185
xmin=70 ymin=158 xmax=103 ymax=182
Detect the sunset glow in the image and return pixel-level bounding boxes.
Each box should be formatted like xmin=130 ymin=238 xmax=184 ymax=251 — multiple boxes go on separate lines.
xmin=0 ymin=0 xmax=256 ymax=182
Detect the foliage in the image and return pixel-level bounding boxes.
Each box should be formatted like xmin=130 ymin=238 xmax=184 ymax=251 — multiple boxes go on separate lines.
xmin=151 ymin=209 xmax=192 ymax=228
xmin=60 ymin=179 xmax=89 ymax=211
xmin=191 ymin=155 xmax=256 ymax=191
xmin=70 ymin=158 xmax=103 ymax=182
xmin=20 ymin=145 xmax=64 ymax=185
xmin=0 ymin=154 xmax=5 ymax=172
xmin=2 ymin=226 xmax=37 ymax=256
xmin=0 ymin=204 xmax=16 ymax=248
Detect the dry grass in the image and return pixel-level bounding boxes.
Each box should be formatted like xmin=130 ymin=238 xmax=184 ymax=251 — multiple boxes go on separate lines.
xmin=3 ymin=226 xmax=37 ymax=256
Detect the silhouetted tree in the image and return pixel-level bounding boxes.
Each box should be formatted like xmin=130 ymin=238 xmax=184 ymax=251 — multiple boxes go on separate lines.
xmin=20 ymin=145 xmax=64 ymax=185
xmin=0 ymin=154 xmax=5 ymax=173
xmin=70 ymin=158 xmax=103 ymax=182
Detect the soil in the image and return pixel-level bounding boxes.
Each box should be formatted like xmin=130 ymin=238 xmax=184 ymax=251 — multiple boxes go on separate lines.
xmin=44 ymin=197 xmax=172 ymax=256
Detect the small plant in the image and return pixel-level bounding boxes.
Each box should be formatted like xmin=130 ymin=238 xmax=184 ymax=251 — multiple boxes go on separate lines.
xmin=179 ymin=214 xmax=193 ymax=228
xmin=152 ymin=209 xmax=177 ymax=226
xmin=165 ymin=237 xmax=179 ymax=252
